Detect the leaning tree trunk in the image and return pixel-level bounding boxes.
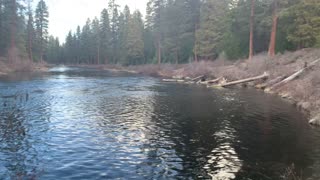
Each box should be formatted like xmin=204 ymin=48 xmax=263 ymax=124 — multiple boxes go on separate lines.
xmin=268 ymin=0 xmax=278 ymax=57
xmin=249 ymin=0 xmax=255 ymax=60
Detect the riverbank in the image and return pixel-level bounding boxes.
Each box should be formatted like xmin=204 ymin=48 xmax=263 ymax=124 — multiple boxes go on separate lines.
xmin=121 ymin=48 xmax=320 ymax=125
xmin=0 ymin=57 xmax=48 ymax=76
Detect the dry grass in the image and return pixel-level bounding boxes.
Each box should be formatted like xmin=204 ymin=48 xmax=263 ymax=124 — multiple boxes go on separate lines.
xmin=0 ymin=56 xmax=47 ymax=76
xmin=127 ymin=48 xmax=320 ymax=120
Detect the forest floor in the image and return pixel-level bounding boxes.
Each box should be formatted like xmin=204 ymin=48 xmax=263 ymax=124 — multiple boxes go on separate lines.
xmin=0 ymin=57 xmax=48 ymax=76
xmin=110 ymin=48 xmax=320 ymax=125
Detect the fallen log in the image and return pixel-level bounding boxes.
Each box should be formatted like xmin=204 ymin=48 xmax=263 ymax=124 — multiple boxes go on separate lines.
xmin=206 ymin=77 xmax=223 ymax=84
xmin=219 ymin=72 xmax=269 ymax=88
xmin=162 ymin=79 xmax=178 ymax=82
xmin=256 ymin=76 xmax=286 ymax=89
xmin=271 ymin=58 xmax=320 ymax=89
xmin=192 ymin=75 xmax=205 ymax=82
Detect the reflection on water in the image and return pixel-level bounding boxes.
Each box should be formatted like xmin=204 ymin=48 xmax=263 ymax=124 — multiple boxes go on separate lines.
xmin=205 ymin=120 xmax=242 ymax=179
xmin=0 ymin=67 xmax=320 ymax=179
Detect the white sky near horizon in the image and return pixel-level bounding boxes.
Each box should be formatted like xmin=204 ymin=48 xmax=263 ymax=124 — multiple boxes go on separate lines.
xmin=35 ymin=0 xmax=147 ymax=43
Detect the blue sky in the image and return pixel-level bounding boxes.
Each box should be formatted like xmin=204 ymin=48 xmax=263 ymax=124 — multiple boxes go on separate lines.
xmin=35 ymin=0 xmax=147 ymax=42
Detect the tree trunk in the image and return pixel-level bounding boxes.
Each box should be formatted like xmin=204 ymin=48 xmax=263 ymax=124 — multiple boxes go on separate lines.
xmin=268 ymin=0 xmax=278 ymax=57
xmin=175 ymin=48 xmax=179 ymax=64
xmin=40 ymin=38 xmax=43 ymax=63
xmin=249 ymin=0 xmax=255 ymax=60
xmin=194 ymin=24 xmax=198 ymax=62
xmin=157 ymin=38 xmax=161 ymax=64
xmin=28 ymin=33 xmax=33 ymax=61
xmin=9 ymin=0 xmax=17 ymax=62
xmin=97 ymin=45 xmax=100 ymax=64
xmin=194 ymin=49 xmax=198 ymax=62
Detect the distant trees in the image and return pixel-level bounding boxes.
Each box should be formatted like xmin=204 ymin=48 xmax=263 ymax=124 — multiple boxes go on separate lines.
xmin=195 ymin=0 xmax=231 ymax=60
xmin=126 ymin=10 xmax=144 ymax=65
xmin=282 ymin=0 xmax=320 ymax=48
xmin=0 ymin=0 xmax=319 ymax=65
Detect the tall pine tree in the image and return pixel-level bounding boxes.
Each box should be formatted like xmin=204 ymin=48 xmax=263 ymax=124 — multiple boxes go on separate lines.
xmin=35 ymin=0 xmax=49 ymax=62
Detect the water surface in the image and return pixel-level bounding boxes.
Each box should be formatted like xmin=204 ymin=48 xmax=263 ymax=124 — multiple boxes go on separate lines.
xmin=1 ymin=67 xmax=320 ymax=179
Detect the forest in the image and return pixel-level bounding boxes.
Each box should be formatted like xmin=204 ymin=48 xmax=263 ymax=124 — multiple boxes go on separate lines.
xmin=0 ymin=0 xmax=319 ymax=65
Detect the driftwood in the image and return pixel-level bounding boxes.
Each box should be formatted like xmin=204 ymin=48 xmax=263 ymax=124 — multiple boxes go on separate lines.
xmin=256 ymin=76 xmax=286 ymax=89
xmin=192 ymin=75 xmax=205 ymax=82
xmin=271 ymin=58 xmax=320 ymax=89
xmin=206 ymin=77 xmax=223 ymax=84
xmin=163 ymin=79 xmax=178 ymax=82
xmin=163 ymin=79 xmax=185 ymax=83
xmin=219 ymin=72 xmax=269 ymax=87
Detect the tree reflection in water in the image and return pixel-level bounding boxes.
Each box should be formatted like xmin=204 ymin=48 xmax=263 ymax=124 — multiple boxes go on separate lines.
xmin=0 ymin=93 xmax=42 ymax=179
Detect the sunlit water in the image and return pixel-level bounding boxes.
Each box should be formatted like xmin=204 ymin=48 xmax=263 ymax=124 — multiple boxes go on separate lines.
xmin=1 ymin=67 xmax=320 ymax=180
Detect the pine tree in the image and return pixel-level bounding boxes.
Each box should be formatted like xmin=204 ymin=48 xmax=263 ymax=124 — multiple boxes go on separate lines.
xmin=282 ymin=0 xmax=320 ymax=48
xmin=195 ymin=0 xmax=231 ymax=60
xmin=0 ymin=0 xmax=4 ymax=55
xmin=35 ymin=0 xmax=49 ymax=62
xmin=92 ymin=17 xmax=100 ymax=64
xmin=118 ymin=5 xmax=130 ymax=64
xmin=108 ymin=0 xmax=120 ymax=64
xmin=100 ymin=8 xmax=111 ymax=64
xmin=46 ymin=35 xmax=60 ymax=63
xmin=187 ymin=0 xmax=201 ymax=62
xmin=26 ymin=0 xmax=35 ymax=61
xmin=126 ymin=10 xmax=144 ymax=65
xmin=147 ymin=0 xmax=165 ymax=64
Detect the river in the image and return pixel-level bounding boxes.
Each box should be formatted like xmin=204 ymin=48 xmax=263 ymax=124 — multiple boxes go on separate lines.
xmin=0 ymin=66 xmax=320 ymax=179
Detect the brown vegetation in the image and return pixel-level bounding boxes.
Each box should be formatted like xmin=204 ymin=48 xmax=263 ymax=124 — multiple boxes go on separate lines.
xmin=0 ymin=55 xmax=48 ymax=76
xmin=127 ymin=48 xmax=320 ymax=124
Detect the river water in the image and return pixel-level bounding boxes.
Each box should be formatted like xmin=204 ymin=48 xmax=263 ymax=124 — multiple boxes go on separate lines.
xmin=0 ymin=67 xmax=320 ymax=180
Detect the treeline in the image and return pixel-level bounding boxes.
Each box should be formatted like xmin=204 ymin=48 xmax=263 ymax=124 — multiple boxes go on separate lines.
xmin=0 ymin=0 xmax=319 ymax=65
xmin=55 ymin=0 xmax=320 ymax=65
xmin=0 ymin=0 xmax=49 ymax=62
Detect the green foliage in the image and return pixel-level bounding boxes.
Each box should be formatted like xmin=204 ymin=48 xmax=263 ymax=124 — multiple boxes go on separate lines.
xmin=126 ymin=11 xmax=144 ymax=65
xmin=195 ymin=0 xmax=232 ymax=59
xmin=1 ymin=0 xmax=319 ymax=65
xmin=0 ymin=0 xmax=26 ymax=57
xmin=35 ymin=0 xmax=49 ymax=61
xmin=100 ymin=9 xmax=111 ymax=64
xmin=281 ymin=0 xmax=320 ymax=49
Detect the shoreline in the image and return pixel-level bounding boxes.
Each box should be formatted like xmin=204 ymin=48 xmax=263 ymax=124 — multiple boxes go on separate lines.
xmin=1 ymin=49 xmax=319 ymax=125
xmin=105 ymin=49 xmax=320 ymax=125
xmin=0 ymin=60 xmax=49 ymax=76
